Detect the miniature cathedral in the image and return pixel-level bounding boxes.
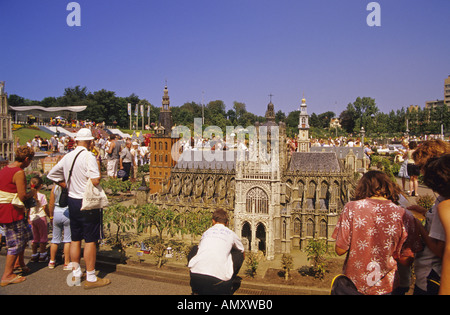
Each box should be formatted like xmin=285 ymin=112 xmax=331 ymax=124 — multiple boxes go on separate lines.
xmin=150 ymin=94 xmax=355 ymax=260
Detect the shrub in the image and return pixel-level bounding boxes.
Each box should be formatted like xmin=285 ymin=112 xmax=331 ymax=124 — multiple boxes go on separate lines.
xmin=245 ymin=251 xmax=260 ymax=278
xmin=281 ymin=253 xmax=293 ymax=280
xmin=417 ymin=194 xmax=435 ymax=211
xmin=304 ymin=239 xmax=328 ymax=280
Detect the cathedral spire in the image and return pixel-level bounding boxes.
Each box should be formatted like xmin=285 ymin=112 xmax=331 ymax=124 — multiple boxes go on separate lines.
xmin=265 ymin=94 xmax=276 ymax=123
xmin=297 ymin=94 xmax=310 ymax=152
xmin=158 ymin=83 xmax=173 ymax=136
xmin=162 ymin=83 xmax=170 ymax=112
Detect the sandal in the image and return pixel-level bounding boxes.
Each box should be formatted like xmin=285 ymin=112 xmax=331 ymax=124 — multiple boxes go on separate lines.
xmin=0 ymin=275 xmax=26 ymax=287
xmin=13 ymin=266 xmax=31 ymax=274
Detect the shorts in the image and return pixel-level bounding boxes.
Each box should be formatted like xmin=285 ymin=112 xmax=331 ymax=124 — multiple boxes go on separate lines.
xmin=68 ymin=197 xmax=103 ymax=243
xmin=107 ymin=159 xmax=118 ymax=177
xmin=2 ymin=219 xmax=33 ymax=255
xmin=51 ymin=207 xmax=71 ymax=244
xmin=31 ymin=217 xmax=48 ymax=243
xmin=407 ymin=163 xmax=420 ymax=177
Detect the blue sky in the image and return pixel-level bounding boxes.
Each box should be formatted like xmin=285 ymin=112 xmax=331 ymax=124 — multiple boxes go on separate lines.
xmin=1 ymin=0 xmax=449 ymax=117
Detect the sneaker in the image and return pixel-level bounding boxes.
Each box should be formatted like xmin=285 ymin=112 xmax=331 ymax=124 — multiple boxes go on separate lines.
xmin=84 ymin=277 xmax=111 ymax=290
xmin=63 ymin=263 xmax=73 ymax=271
xmin=48 ymin=261 xmax=56 ymax=269
xmin=39 ymin=253 xmax=48 ymax=262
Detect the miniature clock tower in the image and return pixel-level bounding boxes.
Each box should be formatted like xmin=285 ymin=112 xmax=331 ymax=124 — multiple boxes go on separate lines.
xmin=297 ymin=95 xmax=310 ymax=152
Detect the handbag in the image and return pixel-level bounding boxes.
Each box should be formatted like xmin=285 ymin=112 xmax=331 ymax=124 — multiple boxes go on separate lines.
xmin=117 ymin=169 xmax=127 ymax=179
xmin=81 ymin=179 xmax=108 ymax=211
xmin=330 ymin=274 xmax=363 ymax=295
xmin=59 ymin=149 xmax=84 ymax=207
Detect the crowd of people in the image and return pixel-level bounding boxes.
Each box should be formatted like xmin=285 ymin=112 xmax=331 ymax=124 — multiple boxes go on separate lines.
xmin=1 ymin=128 xmax=450 ymax=294
xmin=25 ymin=131 xmax=149 ymax=182
xmin=0 ymin=129 xmax=111 ymax=289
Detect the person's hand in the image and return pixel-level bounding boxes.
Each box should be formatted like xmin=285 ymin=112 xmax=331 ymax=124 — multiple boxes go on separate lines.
xmin=407 ymin=204 xmax=427 ymax=214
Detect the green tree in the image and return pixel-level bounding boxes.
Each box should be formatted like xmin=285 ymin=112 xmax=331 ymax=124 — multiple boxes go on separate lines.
xmin=182 ymin=210 xmax=212 ymax=243
xmin=339 ymin=104 xmax=357 ymax=134
xmin=103 ymin=203 xmax=136 ymax=247
xmin=135 ymin=204 xmax=181 ymax=242
xmin=350 ymin=97 xmax=379 ymax=133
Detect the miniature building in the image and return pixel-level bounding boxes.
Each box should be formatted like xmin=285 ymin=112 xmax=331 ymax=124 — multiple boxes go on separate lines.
xmin=150 ymin=95 xmax=356 ymax=260
xmin=0 ymin=81 xmax=14 ymax=162
xmin=148 ymin=85 xmax=178 ymax=194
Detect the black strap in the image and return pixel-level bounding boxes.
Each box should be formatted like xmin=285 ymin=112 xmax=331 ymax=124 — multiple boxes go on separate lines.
xmin=67 ymin=149 xmax=86 ymax=190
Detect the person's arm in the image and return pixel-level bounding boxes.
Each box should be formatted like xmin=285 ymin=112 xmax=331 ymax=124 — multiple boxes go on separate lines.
xmin=87 ymin=153 xmax=101 ymax=187
xmin=438 ymin=199 xmax=450 ymax=295
xmin=107 ymin=141 xmax=114 ymax=154
xmin=119 ymin=156 xmax=124 ymax=170
xmin=90 ymin=177 xmax=101 ymax=187
xmin=48 ymin=187 xmax=55 ymax=222
xmin=335 ymin=245 xmax=347 ymax=256
xmin=416 ymin=219 xmax=445 ymax=258
xmin=47 ymin=158 xmax=66 ymax=187
xmin=12 ymin=169 xmax=35 ymax=202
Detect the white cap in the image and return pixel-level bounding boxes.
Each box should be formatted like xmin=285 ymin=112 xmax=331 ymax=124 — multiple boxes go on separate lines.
xmin=75 ymin=128 xmax=94 ymax=141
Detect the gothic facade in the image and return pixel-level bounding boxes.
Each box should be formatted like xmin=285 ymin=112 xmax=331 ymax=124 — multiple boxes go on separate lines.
xmin=149 ymin=96 xmax=356 ymax=260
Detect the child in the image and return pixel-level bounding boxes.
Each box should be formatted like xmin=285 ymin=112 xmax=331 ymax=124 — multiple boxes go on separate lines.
xmin=422 ymin=154 xmax=450 ymax=294
xmin=28 ymin=176 xmax=50 ymax=263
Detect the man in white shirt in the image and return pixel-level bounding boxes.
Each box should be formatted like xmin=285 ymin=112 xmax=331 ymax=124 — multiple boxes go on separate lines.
xmin=47 ymin=128 xmax=110 ymax=289
xmin=188 ymin=208 xmax=244 ymax=295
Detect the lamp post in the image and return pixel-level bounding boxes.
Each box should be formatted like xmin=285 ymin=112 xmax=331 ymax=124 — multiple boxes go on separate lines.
xmin=360 ymin=127 xmax=365 ymax=145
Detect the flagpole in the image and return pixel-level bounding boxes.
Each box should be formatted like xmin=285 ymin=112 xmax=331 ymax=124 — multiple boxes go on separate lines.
xmin=141 ymin=104 xmax=144 ymax=132
xmin=147 ymin=105 xmax=150 ymax=130
xmin=128 ymin=103 xmax=131 ymax=130
xmin=135 ymin=104 xmax=138 ymax=130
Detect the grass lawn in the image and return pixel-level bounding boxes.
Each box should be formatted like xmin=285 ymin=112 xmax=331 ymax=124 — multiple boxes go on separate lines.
xmin=13 ymin=127 xmax=53 ymax=146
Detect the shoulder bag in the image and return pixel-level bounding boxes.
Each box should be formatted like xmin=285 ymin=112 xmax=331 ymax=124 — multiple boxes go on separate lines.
xmin=59 ymin=149 xmax=85 ymax=207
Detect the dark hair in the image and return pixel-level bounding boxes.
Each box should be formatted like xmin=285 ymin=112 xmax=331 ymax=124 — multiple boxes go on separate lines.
xmin=408 ymin=141 xmax=417 ymax=150
xmin=30 ymin=175 xmax=43 ymax=188
xmin=212 ymin=208 xmax=228 ymax=224
xmin=422 ymin=154 xmax=450 ymax=199
xmin=353 ymin=170 xmax=401 ymax=203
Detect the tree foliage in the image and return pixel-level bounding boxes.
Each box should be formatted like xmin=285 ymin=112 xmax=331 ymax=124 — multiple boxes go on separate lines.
xmin=8 ymin=87 xmax=450 ymax=137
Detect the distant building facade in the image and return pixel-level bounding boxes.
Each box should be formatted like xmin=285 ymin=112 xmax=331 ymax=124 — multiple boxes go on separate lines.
xmin=445 ymin=75 xmax=450 ymax=106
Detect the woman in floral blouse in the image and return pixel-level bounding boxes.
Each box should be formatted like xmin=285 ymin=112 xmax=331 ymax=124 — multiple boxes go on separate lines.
xmin=333 ymin=170 xmax=421 ymax=295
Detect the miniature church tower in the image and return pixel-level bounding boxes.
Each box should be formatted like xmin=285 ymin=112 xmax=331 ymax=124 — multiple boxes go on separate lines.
xmin=0 ymin=81 xmax=14 ymax=162
xmin=297 ymin=95 xmax=310 ymax=152
xmin=157 ymin=84 xmax=173 ymax=136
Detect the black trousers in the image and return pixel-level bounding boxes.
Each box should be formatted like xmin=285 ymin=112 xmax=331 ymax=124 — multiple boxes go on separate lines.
xmin=188 ymin=246 xmax=244 ymax=295
xmin=121 ymin=162 xmax=131 ymax=181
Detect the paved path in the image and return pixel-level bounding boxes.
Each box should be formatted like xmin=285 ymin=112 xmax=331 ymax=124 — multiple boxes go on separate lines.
xmin=0 ymin=254 xmax=191 ymax=295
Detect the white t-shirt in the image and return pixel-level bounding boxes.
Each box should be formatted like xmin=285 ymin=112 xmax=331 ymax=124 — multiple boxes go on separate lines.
xmin=188 ymin=223 xmax=244 ymax=281
xmin=47 ymin=146 xmax=101 ymax=199
xmin=29 ymin=192 xmax=48 ymax=221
